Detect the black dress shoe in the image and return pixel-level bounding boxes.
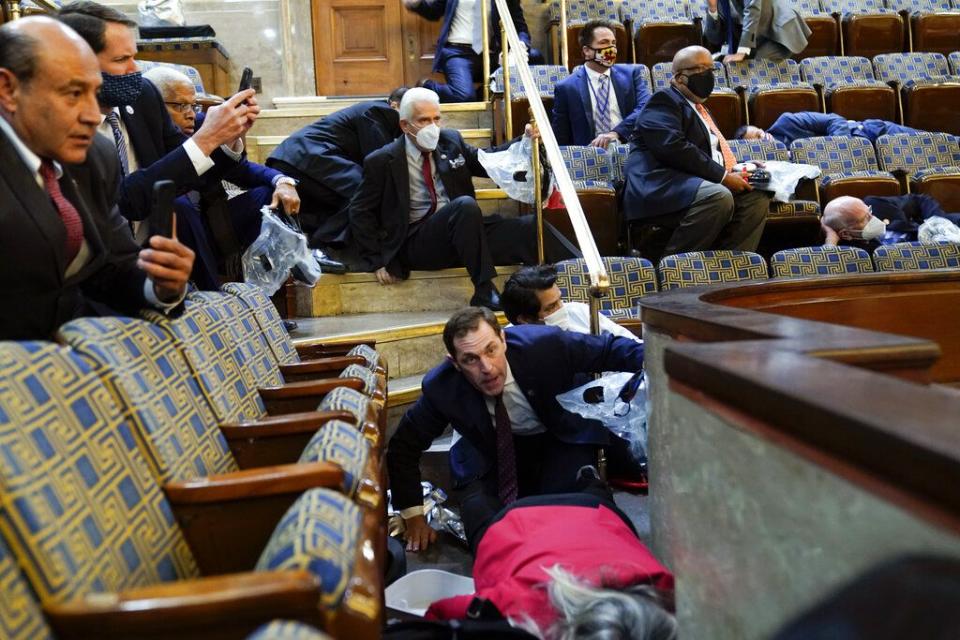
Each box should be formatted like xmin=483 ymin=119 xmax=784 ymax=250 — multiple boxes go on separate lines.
xmin=312 ymin=249 xmax=347 ymax=274
xmin=469 ymin=283 xmax=502 ymax=312
xmin=282 ymin=320 xmax=298 ymax=333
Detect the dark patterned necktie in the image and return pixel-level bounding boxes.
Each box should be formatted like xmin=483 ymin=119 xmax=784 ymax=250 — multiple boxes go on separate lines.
xmin=103 ymin=111 xmax=130 ymax=176
xmin=494 ymin=394 xmax=518 ymax=505
xmin=39 ymin=160 xmax=84 ymax=265
xmin=717 ymin=0 xmax=737 ymax=55
xmin=595 ymin=74 xmax=612 ymax=134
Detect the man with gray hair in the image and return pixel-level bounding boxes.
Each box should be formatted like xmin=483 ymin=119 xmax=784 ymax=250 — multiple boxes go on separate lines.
xmin=350 ymin=87 xmax=573 ymax=310
xmin=822 ymin=194 xmax=960 ymax=250
xmin=144 ymin=65 xmax=302 ymax=255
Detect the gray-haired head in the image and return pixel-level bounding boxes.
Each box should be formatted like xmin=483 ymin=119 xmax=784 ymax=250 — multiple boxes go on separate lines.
xmin=531 ymin=566 xmax=677 ymax=640
xmin=398 ymin=86 xmax=439 ymax=122
xmin=142 ymin=65 xmax=192 ymax=101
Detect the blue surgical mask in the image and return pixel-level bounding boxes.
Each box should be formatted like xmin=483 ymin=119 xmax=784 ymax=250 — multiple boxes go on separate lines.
xmin=98 ymin=71 xmax=144 ymax=107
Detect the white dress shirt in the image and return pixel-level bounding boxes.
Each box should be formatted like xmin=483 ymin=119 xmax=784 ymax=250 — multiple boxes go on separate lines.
xmin=584 ymin=65 xmax=623 ymax=134
xmin=549 ymin=301 xmax=642 ymax=343
xmin=683 ymin=93 xmax=724 ymax=166
xmin=0 ymin=116 xmax=180 ymax=309
xmin=447 ymin=0 xmax=476 ymax=46
xmin=405 ymin=135 xmax=450 ymax=226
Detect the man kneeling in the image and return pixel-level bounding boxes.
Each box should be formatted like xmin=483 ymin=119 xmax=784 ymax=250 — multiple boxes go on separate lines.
xmin=387 ymin=306 xmax=644 ymax=552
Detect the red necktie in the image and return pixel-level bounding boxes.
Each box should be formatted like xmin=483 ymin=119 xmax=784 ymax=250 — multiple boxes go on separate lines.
xmin=494 ymin=395 xmax=518 ymax=505
xmin=39 ymin=160 xmax=84 ymax=265
xmin=421 ymin=151 xmax=438 ymax=218
xmin=695 ymin=103 xmax=737 ymax=172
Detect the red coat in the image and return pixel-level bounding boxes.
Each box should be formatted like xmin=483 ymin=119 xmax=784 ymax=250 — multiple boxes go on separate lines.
xmin=426 ymin=504 xmax=674 ymax=629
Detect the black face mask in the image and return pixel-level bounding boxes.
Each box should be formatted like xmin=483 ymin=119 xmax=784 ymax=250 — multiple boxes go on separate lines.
xmin=682 ymin=69 xmax=715 ymax=100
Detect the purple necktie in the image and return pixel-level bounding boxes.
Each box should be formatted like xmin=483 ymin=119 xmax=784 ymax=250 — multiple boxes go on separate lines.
xmin=494 ymin=394 xmax=518 ymax=505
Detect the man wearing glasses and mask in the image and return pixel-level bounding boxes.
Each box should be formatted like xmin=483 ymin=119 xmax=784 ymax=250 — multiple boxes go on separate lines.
xmin=59 ymin=1 xmax=259 ymax=290
xmin=551 ymin=19 xmax=651 ymax=148
xmin=623 ymin=45 xmax=770 ymax=255
xmin=822 ymin=195 xmax=960 ymax=251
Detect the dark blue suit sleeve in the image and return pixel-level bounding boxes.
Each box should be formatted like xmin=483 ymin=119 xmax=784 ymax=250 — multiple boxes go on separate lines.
xmin=551 ymin=82 xmax=575 ymax=146
xmin=562 ymin=330 xmax=644 ymax=375
xmin=386 ymin=388 xmax=453 ymax=511
xmin=637 ymin=91 xmax=726 ymax=184
xmin=614 ymin=66 xmax=652 ymax=142
xmin=220 ymin=158 xmax=283 ymax=190
xmin=348 ymin=151 xmax=390 ymax=270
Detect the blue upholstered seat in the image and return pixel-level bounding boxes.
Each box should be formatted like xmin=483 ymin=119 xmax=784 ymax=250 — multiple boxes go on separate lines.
xmin=658 ymin=251 xmax=769 ymax=290
xmin=872 ymin=241 xmax=960 ymax=271
xmin=555 ymin=257 xmax=658 ymax=320
xmin=136 ymin=59 xmax=206 ymax=94
xmin=770 ymin=246 xmax=874 ymax=278
xmin=247 ymin=620 xmax=333 ymax=640
xmin=0 ymin=534 xmax=53 ymax=640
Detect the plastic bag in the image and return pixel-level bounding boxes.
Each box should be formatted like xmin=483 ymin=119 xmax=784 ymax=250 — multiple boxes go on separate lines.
xmin=138 ymin=0 xmax=185 ymax=26
xmin=242 ymin=207 xmax=320 ymax=296
xmin=918 ymin=216 xmax=960 ymax=243
xmin=478 ymin=136 xmax=535 ymax=204
xmin=386 ymin=482 xmax=467 ymax=545
xmin=733 ymin=160 xmax=821 ymax=203
xmin=555 ymin=371 xmax=648 ymax=464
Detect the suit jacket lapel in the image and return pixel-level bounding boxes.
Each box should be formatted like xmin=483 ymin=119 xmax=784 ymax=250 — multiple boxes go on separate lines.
xmin=576 ymin=68 xmax=596 ymax=136
xmin=389 ymin=137 xmax=410 ymax=213
xmin=434 ymin=136 xmax=460 ymax=196
xmin=0 ymin=134 xmax=68 ymax=275
xmin=612 ymin=67 xmax=632 ymax=117
xmin=120 ymin=105 xmax=152 ymax=167
xmin=61 ymin=162 xmax=107 ymax=276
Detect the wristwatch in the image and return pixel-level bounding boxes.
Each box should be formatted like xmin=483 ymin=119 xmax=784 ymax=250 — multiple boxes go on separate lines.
xmin=274 ymin=175 xmax=298 ymax=188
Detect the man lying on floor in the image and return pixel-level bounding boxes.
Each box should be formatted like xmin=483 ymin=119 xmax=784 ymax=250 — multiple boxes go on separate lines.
xmin=386 ymin=306 xmax=644 ymax=552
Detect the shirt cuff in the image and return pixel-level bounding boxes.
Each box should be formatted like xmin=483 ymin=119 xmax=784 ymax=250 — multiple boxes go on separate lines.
xmin=221 ymin=138 xmax=244 ymax=161
xmin=737 ymin=46 xmax=751 ymax=55
xmin=708 ymin=9 xmax=718 ymax=18
xmin=144 ymin=280 xmax=186 ymax=312
xmin=183 ymin=137 xmax=216 ymax=176
xmin=400 ymin=505 xmax=425 ymax=519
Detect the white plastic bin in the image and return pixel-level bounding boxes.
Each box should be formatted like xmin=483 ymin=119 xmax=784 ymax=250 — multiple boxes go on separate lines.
xmin=385 ymin=569 xmax=476 ymax=616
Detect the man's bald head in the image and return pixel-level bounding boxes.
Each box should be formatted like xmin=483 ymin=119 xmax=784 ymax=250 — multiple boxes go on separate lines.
xmin=672 ymin=45 xmax=711 ymax=74
xmin=823 ymin=196 xmax=871 ymax=232
xmin=0 ymin=16 xmax=102 ymax=163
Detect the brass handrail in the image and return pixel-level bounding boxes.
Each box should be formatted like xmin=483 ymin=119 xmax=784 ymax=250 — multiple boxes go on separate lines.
xmin=493 ymin=0 xmax=609 ymax=311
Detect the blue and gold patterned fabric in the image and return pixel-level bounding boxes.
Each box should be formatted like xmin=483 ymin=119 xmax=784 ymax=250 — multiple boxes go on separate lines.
xmin=560 ymin=146 xmax=614 ymax=191
xmin=791 ymin=0 xmax=827 ymax=16
xmin=554 ymin=257 xmax=657 ymax=319
xmin=143 ymin=300 xmax=265 ymax=423
xmin=728 ymin=137 xmax=790 ymax=163
xmin=0 ymin=534 xmax=52 ymax=640
xmin=0 ymin=342 xmax=199 ymax=603
xmin=621 ymin=0 xmax=691 ymax=23
xmin=136 ymin=59 xmax=206 ymax=94
xmin=658 ymin=251 xmax=769 ymax=290
xmin=875 ymin=132 xmax=960 ymax=179
xmin=549 ymin=0 xmax=621 ymax=24
xmin=799 ymin=55 xmax=888 ymax=96
xmin=770 ymin=200 xmax=821 ymax=218
xmin=339 ymin=364 xmax=380 ymax=397
xmin=873 ymin=52 xmax=958 ymax=88
xmin=652 ymin=61 xmax=729 ymax=90
xmin=608 ymin=143 xmax=630 ymax=188
xmin=724 ymin=58 xmax=808 ymax=90
xmin=834 ymin=0 xmax=896 ymax=14
xmin=58 ymin=317 xmax=236 ymax=484
xmin=247 ymin=620 xmax=333 ymax=640
xmin=789 ymin=135 xmax=890 ymax=185
xmin=256 ymin=489 xmax=361 ymax=610
xmin=949 ymin=51 xmax=960 ymax=75
xmin=346 ymin=344 xmax=380 ymax=370
xmin=490 ymin=65 xmax=569 ymax=97
xmin=318 ymin=387 xmax=378 ymax=447
xmin=770 ymin=246 xmax=874 ymax=278
xmin=222 ymin=283 xmax=299 ymax=366
xmin=872 ymin=241 xmax=960 ymax=271
xmin=298 ymin=420 xmax=371 ymax=500
xmin=886 ymin=0 xmax=951 ymax=14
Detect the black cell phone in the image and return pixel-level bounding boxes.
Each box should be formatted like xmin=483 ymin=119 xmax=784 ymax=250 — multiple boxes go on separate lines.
xmin=237 ymin=66 xmax=253 ymax=97
xmin=150 ymin=179 xmax=176 ymax=238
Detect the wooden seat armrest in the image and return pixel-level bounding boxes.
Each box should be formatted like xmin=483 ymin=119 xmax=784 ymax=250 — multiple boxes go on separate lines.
xmin=295 ymin=340 xmax=376 ymax=359
xmin=44 ymin=569 xmax=322 ymax=640
xmin=280 ymin=355 xmax=366 ymax=377
xmin=164 ymin=461 xmax=344 ymax=505
xmin=219 ymin=410 xmax=355 ymax=440
xmin=260 ymin=377 xmax=367 ymax=415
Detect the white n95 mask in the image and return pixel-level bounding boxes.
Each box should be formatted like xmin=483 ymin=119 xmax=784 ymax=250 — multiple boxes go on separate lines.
xmin=543 ymin=304 xmax=571 ymax=329
xmin=413 ymin=123 xmax=440 ymax=151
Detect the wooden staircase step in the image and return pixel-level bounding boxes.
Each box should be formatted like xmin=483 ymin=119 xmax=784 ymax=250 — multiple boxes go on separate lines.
xmin=293 ymin=266 xmax=519 ymax=317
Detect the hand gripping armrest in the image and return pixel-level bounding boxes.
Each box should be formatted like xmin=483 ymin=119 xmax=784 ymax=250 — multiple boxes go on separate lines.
xmin=44 ymin=569 xmax=323 ymax=640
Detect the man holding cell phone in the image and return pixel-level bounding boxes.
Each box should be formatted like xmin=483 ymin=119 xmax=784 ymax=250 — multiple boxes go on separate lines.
xmin=58 ymin=1 xmax=259 ymax=290
xmin=0 ymin=17 xmax=194 ymax=339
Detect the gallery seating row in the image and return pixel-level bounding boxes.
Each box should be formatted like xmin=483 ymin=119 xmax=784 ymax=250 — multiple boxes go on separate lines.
xmin=554 ymin=242 xmax=960 ymax=319
xmin=0 ymin=285 xmax=389 ymax=639
xmin=546 ymin=0 xmax=960 ymax=69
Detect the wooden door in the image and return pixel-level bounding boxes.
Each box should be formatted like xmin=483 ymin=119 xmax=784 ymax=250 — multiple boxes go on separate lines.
xmin=312 ymin=0 xmax=405 ymax=95
xmin=402 ymin=8 xmax=444 ymax=86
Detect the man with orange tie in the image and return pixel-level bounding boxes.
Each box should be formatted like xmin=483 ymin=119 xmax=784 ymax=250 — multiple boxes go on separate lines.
xmin=623 ymin=45 xmax=770 ymax=255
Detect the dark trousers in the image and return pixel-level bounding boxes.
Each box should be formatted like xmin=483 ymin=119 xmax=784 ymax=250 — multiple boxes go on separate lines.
xmin=661 ymin=180 xmax=771 ymax=256
xmin=459 ymin=430 xmax=599 ymax=552
xmin=855 ymin=119 xmax=922 ymax=143
xmin=173 ymin=195 xmax=221 ymax=291
xmin=425 ymin=44 xmax=545 ymax=103
xmin=268 ymin=159 xmax=354 ymax=246
xmin=227 ymin=185 xmax=273 ymax=249
xmin=400 ymin=195 xmax=574 ymax=286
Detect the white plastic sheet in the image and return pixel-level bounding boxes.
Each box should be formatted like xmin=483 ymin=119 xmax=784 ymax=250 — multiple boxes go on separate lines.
xmin=918 ymin=216 xmax=960 ymax=243
xmin=138 ymin=0 xmax=185 ymax=26
xmin=734 ymin=160 xmax=821 ymax=203
xmin=477 ymin=136 xmax=535 ymax=204
xmin=242 ymin=207 xmax=320 ymax=296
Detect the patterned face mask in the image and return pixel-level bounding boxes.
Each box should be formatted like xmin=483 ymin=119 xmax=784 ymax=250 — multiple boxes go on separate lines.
xmin=98 ymin=71 xmax=144 ymax=107
xmin=588 ymin=45 xmax=617 ymax=67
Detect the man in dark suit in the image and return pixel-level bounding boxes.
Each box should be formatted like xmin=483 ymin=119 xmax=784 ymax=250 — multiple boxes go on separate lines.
xmin=623 ymin=46 xmax=770 ymax=255
xmin=551 ymin=19 xmax=651 ymax=148
xmin=388 ymin=306 xmax=644 ymax=551
xmin=822 ymin=194 xmax=960 ymax=251
xmin=704 ymin=0 xmax=811 ymax=62
xmin=267 ymin=89 xmax=406 ymax=247
xmin=736 ymin=112 xmax=924 ymax=146
xmin=349 ymin=87 xmax=573 ymax=310
xmin=0 ymin=17 xmax=193 ymax=340
xmin=402 ymin=0 xmax=543 ymax=103
xmin=59 ymin=1 xmax=258 ymax=290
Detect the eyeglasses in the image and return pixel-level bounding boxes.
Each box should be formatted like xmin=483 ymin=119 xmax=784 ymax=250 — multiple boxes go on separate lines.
xmin=164 ymin=102 xmax=200 ymax=115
